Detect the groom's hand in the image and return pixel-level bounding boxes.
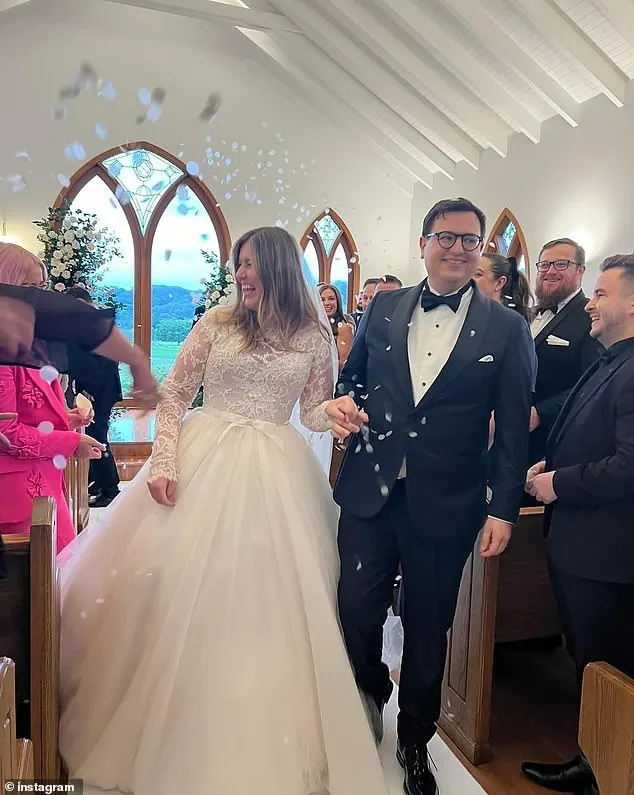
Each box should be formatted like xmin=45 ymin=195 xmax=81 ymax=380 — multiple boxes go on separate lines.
xmin=325 ymin=396 xmax=368 ymax=439
xmin=479 ymin=516 xmax=512 ymax=558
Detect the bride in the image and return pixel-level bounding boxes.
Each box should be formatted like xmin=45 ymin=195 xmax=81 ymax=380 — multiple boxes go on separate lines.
xmin=58 ymin=226 xmax=388 ymax=795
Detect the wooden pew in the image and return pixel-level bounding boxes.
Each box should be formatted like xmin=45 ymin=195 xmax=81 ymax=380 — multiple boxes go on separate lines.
xmin=65 ymin=455 xmax=90 ymax=533
xmin=0 ymin=498 xmax=61 ymax=780
xmin=0 ymin=657 xmax=33 ymax=789
xmin=579 ymin=662 xmax=634 ymax=795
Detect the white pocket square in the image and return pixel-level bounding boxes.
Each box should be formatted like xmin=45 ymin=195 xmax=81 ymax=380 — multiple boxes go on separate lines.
xmin=546 ymin=335 xmax=570 ymax=347
xmin=478 ymin=354 xmax=494 ymax=363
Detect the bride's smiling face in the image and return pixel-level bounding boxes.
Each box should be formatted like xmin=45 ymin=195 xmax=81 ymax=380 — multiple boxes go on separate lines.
xmin=236 ymin=238 xmax=263 ymax=311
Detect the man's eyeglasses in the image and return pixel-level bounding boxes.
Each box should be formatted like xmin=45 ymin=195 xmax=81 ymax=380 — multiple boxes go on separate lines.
xmin=425 ymin=232 xmax=483 ymax=252
xmin=536 ymin=259 xmax=578 ymax=273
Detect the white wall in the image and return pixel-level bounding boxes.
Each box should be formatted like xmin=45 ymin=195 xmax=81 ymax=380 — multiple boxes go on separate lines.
xmin=0 ymin=0 xmax=411 ymax=281
xmin=411 ymin=82 xmax=634 ymax=291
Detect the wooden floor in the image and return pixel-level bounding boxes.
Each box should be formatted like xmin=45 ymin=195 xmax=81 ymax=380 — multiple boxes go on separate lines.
xmin=444 ymin=641 xmax=580 ymax=795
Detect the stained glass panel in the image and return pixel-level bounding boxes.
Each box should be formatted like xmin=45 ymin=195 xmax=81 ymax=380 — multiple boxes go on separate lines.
xmin=304 ymin=238 xmax=320 ymax=285
xmin=330 ymin=243 xmax=349 ymax=310
xmin=500 ymin=219 xmax=517 ymax=256
xmin=103 ymin=148 xmax=183 ymax=233
xmin=315 ymin=214 xmax=341 ymax=256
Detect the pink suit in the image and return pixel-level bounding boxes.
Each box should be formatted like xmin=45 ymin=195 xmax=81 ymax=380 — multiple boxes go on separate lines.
xmin=0 ymin=366 xmax=80 ymax=552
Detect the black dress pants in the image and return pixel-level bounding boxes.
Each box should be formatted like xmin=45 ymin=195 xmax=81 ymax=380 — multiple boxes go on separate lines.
xmin=337 ymin=479 xmax=475 ymax=745
xmin=548 ymin=561 xmax=634 ymax=692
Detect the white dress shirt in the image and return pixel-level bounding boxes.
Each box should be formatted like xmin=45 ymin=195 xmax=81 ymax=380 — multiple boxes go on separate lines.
xmin=398 ymin=285 xmax=472 ymax=478
xmin=530 ymin=288 xmax=581 ymax=339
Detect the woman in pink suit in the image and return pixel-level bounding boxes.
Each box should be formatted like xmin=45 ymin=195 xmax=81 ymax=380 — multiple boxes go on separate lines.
xmin=0 ymin=243 xmax=104 ymax=552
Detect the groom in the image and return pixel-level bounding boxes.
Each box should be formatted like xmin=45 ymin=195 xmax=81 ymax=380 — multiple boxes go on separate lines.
xmin=326 ymin=198 xmax=536 ymax=795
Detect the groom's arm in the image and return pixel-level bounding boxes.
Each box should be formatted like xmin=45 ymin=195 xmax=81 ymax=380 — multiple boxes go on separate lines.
xmin=489 ymin=315 xmax=536 ymax=523
xmin=336 ymin=294 xmax=379 ymax=406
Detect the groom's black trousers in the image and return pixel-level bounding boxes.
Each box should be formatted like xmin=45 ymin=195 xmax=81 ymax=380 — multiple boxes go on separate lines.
xmin=337 ymin=479 xmax=474 ymax=746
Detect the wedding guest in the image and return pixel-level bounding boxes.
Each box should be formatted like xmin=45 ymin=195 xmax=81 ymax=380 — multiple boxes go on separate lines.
xmin=374 ymin=274 xmax=402 ymax=295
xmin=529 ymin=238 xmax=602 ymax=465
xmin=475 ymin=253 xmax=533 ymax=321
xmin=523 ymin=254 xmax=634 ymax=795
xmin=319 ymin=283 xmax=355 ymax=369
xmin=64 ymin=286 xmax=123 ymax=508
xmin=352 ymin=278 xmax=380 ymax=327
xmin=0 ymin=243 xmax=105 ymax=552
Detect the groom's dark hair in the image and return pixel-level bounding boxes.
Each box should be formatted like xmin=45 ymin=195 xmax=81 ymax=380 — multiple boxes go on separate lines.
xmin=422 ymin=198 xmax=486 ymax=238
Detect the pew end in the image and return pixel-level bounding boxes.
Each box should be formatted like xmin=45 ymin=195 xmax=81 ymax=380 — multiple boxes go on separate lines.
xmin=0 ymin=498 xmax=61 ymax=781
xmin=579 ymin=662 xmax=634 ymax=795
xmin=0 ymin=657 xmax=33 ymax=789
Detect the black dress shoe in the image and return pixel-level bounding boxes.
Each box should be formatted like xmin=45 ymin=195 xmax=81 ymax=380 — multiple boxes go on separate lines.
xmin=521 ymin=755 xmax=596 ymax=792
xmin=397 ymin=741 xmax=438 ymax=795
xmin=574 ymin=784 xmax=599 ymax=795
xmin=362 ymin=680 xmax=393 ymax=743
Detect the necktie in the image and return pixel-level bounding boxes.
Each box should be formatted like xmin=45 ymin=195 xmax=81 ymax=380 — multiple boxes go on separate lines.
xmin=421 ymin=284 xmax=468 ymax=313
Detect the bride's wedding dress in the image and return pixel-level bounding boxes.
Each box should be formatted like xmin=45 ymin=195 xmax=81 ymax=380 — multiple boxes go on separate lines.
xmin=58 ymin=310 xmax=388 ymax=795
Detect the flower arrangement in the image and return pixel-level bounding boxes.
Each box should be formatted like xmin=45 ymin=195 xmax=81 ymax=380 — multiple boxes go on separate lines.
xmin=34 ymin=205 xmax=122 ymax=309
xmin=197 ymin=249 xmax=235 ymax=312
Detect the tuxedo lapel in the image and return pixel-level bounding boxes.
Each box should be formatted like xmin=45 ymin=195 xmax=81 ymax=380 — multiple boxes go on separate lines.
xmin=388 ymin=283 xmax=424 ymax=409
xmin=553 ymin=356 xmax=627 ymax=446
xmin=534 ymin=291 xmax=586 ymax=348
xmin=415 ymin=286 xmax=490 ymax=410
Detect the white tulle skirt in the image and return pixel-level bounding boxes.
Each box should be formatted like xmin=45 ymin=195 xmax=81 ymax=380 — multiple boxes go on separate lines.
xmin=58 ymin=407 xmax=388 ymax=795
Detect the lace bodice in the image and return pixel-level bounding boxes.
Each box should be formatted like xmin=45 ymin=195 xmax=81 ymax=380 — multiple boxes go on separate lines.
xmin=149 ymin=310 xmax=335 ymax=482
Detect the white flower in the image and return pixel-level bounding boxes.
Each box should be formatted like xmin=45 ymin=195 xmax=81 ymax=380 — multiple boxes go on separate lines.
xmin=205 ymin=299 xmax=212 ymax=310
xmin=72 ymin=241 xmax=80 ymax=249
xmin=64 ymin=230 xmax=75 ymax=243
xmin=62 ymin=271 xmax=71 ymax=279
xmin=218 ymin=296 xmax=228 ymax=306
xmin=211 ymin=290 xmax=220 ymax=300
xmin=76 ymin=228 xmax=85 ymax=237
xmin=62 ymin=218 xmax=72 ymax=229
xmin=52 ymin=249 xmax=63 ymax=259
xmin=54 ymin=282 xmax=65 ymax=291
xmin=86 ymin=230 xmax=95 ymax=240
xmin=50 ymin=267 xmax=61 ymax=277
xmin=87 ymin=243 xmax=95 ymax=252
xmin=63 ymin=244 xmax=73 ymax=254
xmin=48 ymin=230 xmax=57 ymax=239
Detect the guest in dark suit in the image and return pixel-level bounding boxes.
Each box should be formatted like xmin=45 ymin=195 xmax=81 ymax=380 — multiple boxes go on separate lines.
xmin=523 ymin=254 xmax=634 ymax=795
xmin=325 ymin=198 xmax=536 ymax=795
xmin=65 ymin=287 xmax=123 ymax=508
xmin=529 ymin=238 xmax=603 ymax=465
xmin=351 ymin=277 xmax=380 ymax=328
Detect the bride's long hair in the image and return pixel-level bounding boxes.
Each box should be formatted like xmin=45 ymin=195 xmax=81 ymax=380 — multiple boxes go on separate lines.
xmin=218 ymin=226 xmax=329 ymax=350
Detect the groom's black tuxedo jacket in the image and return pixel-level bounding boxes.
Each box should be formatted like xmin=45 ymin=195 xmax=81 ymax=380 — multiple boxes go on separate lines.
xmin=333 ymin=281 xmax=536 ymax=543
xmin=544 ymin=337 xmax=634 ymax=584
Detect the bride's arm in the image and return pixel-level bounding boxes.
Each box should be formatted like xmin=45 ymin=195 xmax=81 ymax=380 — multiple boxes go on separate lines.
xmin=148 ymin=313 xmax=216 ymax=484
xmin=299 ymin=330 xmax=336 ymax=433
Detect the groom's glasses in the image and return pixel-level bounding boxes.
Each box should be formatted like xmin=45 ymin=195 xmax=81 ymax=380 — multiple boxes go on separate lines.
xmin=425 ymin=232 xmax=483 ymax=252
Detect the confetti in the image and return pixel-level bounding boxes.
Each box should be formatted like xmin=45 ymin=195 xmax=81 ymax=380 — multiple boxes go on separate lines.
xmin=186 ymin=161 xmax=200 ymax=176
xmin=98 ymin=81 xmax=117 ymax=100
xmin=94 ymin=123 xmax=108 ymax=140
xmin=65 ymin=141 xmax=86 ymax=161
xmin=380 ymin=483 xmax=389 ymax=497
xmin=6 ymin=174 xmax=26 ymax=192
xmin=408 ymin=431 xmax=418 ymax=438
xmin=164 ymin=249 xmax=172 ymax=261
xmin=38 ymin=421 xmax=54 ymax=435
xmin=137 ymin=87 xmax=151 ymax=106
xmin=39 ymin=365 xmax=59 ymax=384
xmin=200 ymin=92 xmax=222 ymax=123
xmin=52 ymin=106 xmax=67 ymax=122
xmin=53 ymin=455 xmax=67 ymax=470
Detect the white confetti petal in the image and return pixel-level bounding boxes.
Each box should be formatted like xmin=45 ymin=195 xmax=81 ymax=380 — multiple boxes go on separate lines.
xmin=53 ymin=455 xmax=67 ymax=470
xmin=186 ymin=160 xmax=200 ymax=176
xmin=39 ymin=365 xmax=59 ymax=384
xmin=38 ymin=421 xmax=54 ymax=435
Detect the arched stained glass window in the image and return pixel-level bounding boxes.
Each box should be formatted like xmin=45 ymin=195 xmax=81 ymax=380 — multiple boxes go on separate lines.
xmin=485 ymin=208 xmax=530 ymax=280
xmin=57 ymin=142 xmax=230 ymax=401
xmin=300 ymin=210 xmax=359 ymax=312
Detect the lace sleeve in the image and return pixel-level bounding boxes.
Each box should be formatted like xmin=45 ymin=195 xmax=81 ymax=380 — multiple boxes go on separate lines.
xmin=148 ymin=312 xmax=216 ymax=482
xmin=299 ymin=331 xmax=335 ymax=433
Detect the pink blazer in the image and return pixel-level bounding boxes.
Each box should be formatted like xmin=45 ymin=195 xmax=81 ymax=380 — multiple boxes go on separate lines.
xmin=0 ymin=366 xmax=80 ymax=552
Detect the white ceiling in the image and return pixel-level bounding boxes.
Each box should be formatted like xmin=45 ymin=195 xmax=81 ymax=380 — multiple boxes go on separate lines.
xmin=3 ymin=0 xmax=634 ymax=197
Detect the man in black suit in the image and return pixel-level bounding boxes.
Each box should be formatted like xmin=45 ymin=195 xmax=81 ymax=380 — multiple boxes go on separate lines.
xmin=523 ymin=254 xmax=634 ymax=795
xmin=325 ymin=198 xmax=536 ymax=795
xmin=529 ymin=238 xmax=603 ymax=465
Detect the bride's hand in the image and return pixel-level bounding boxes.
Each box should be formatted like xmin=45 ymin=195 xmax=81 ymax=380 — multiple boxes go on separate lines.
xmin=326 ymin=396 xmax=368 ymax=439
xmin=147 ymin=476 xmax=177 ymax=507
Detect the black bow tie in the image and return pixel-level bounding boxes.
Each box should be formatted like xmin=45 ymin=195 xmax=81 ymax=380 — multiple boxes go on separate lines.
xmin=537 ymin=304 xmax=558 ymax=315
xmin=421 ymin=284 xmax=468 ymax=313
